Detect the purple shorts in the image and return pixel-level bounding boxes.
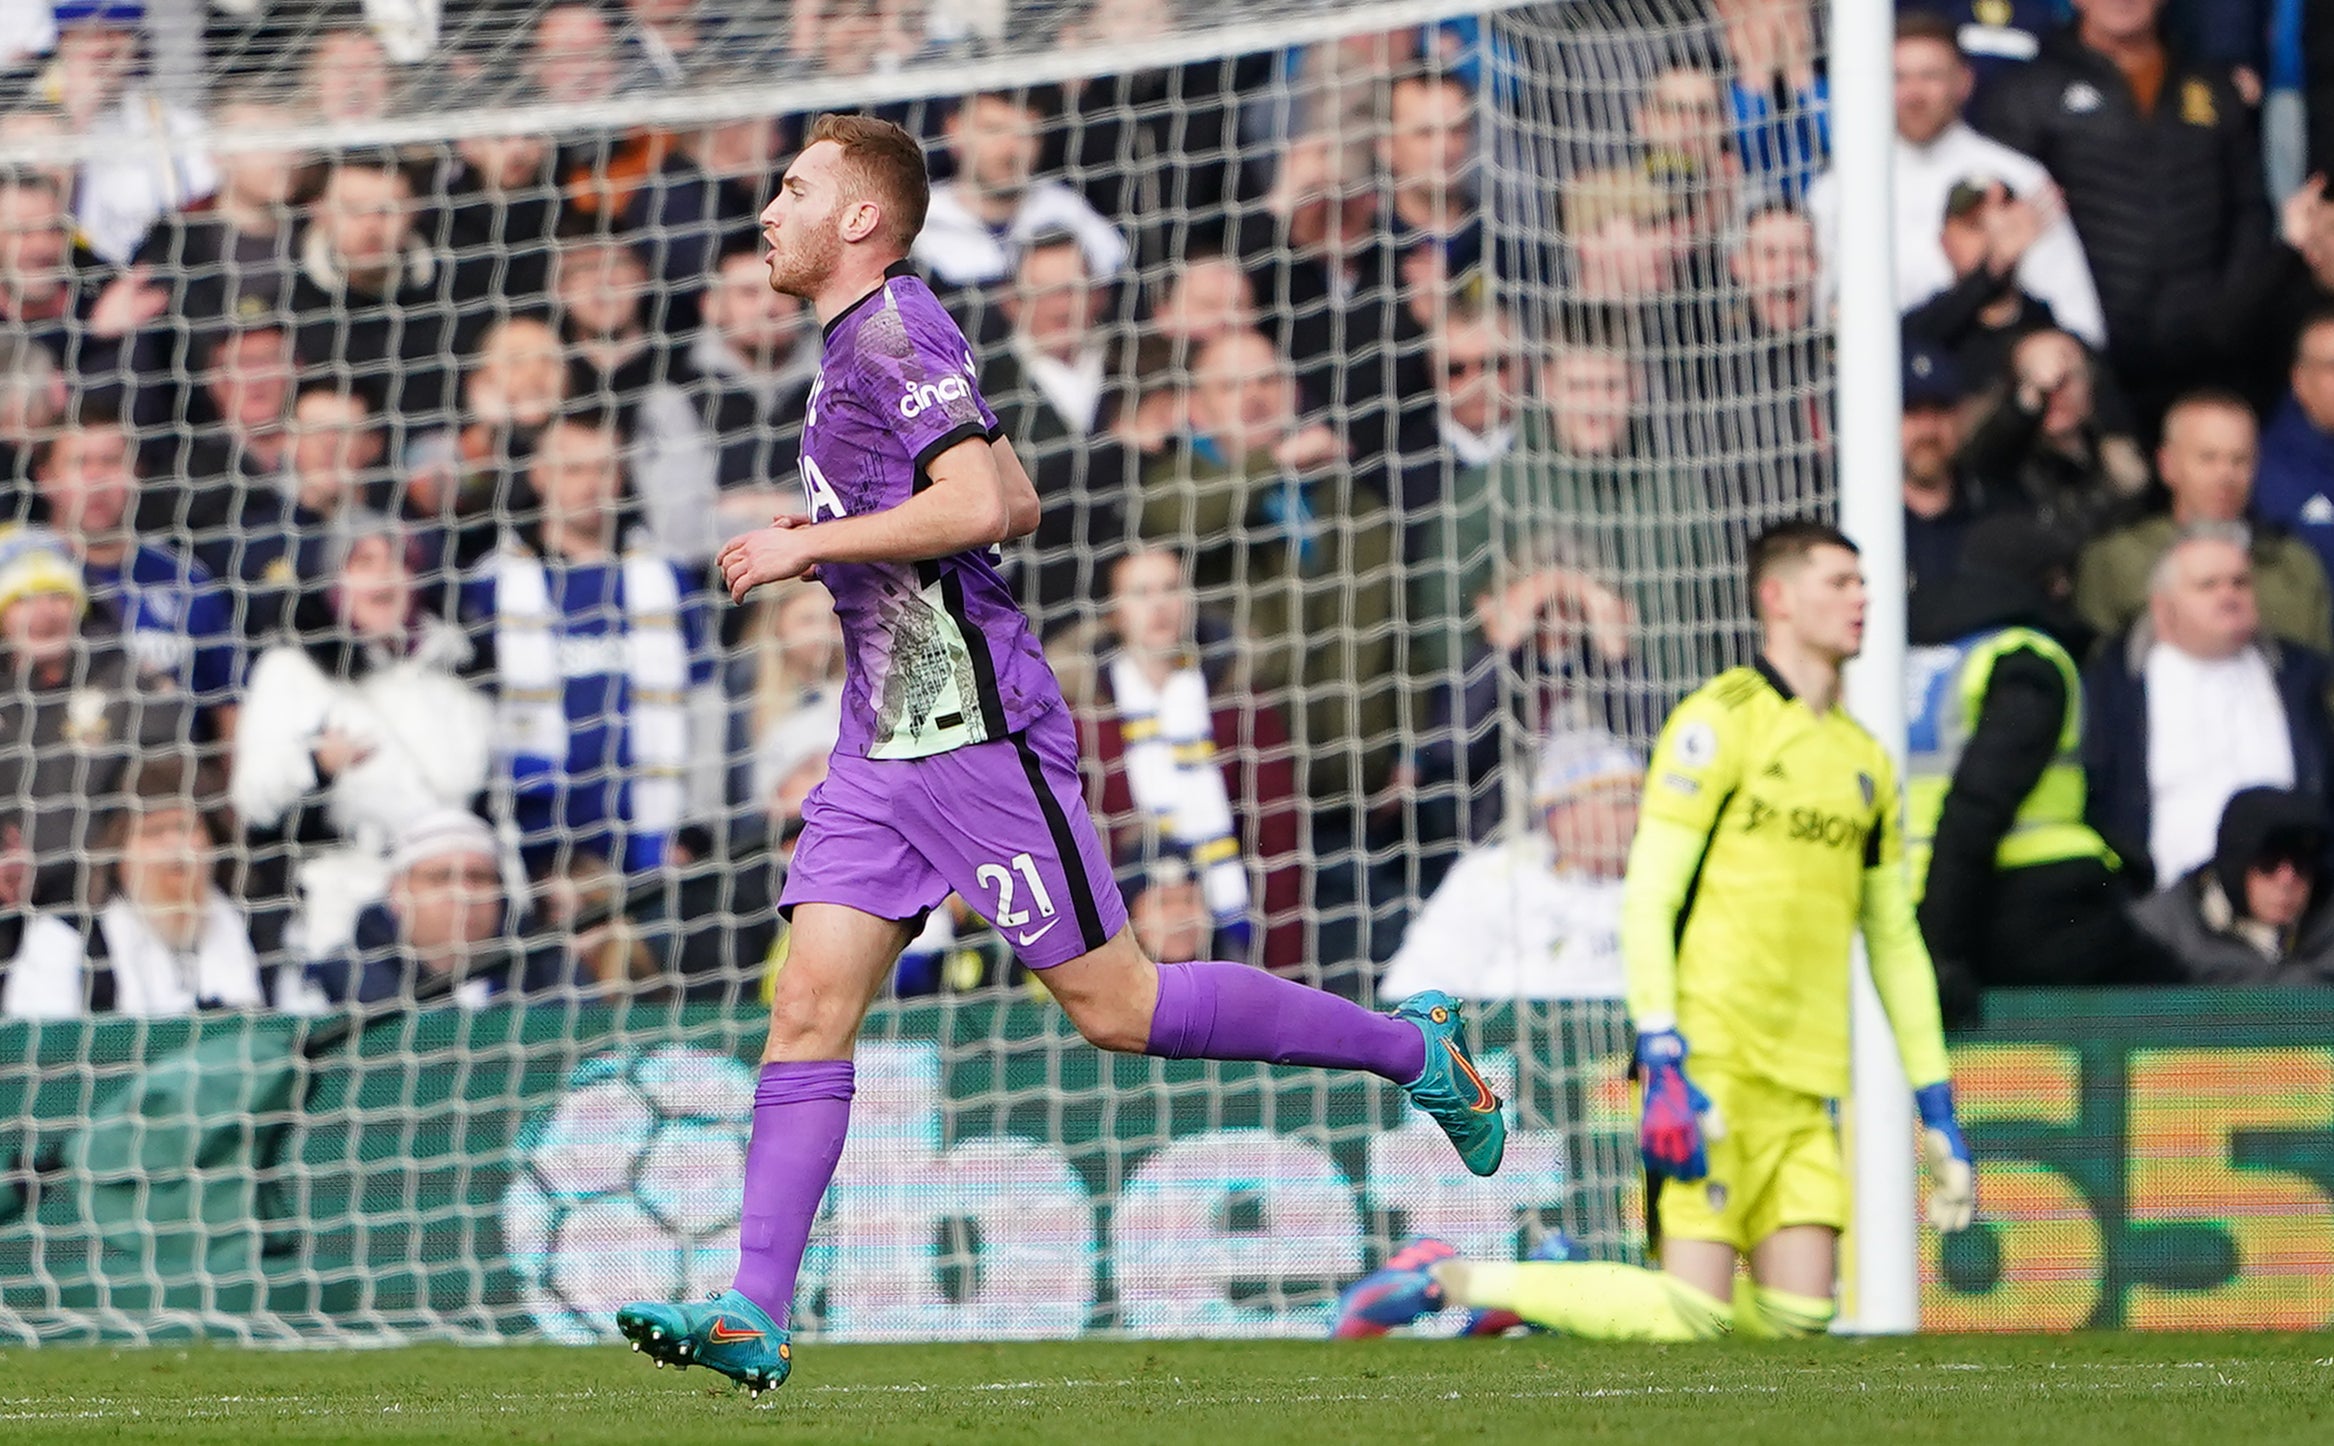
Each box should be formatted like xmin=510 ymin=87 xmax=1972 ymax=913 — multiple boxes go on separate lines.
xmin=778 ymin=704 xmax=1128 ymax=969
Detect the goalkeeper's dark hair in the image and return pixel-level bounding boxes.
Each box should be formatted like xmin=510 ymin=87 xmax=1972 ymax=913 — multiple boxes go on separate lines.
xmin=1748 ymin=518 xmax=1858 ymax=602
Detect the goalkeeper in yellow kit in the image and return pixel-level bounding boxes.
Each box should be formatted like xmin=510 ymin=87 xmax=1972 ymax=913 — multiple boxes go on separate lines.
xmin=1336 ymin=521 xmax=1977 ymax=1341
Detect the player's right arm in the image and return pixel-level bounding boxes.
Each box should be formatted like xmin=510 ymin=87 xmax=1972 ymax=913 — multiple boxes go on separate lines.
xmin=1620 ymin=690 xmax=1747 ymax=1180
xmin=1621 ymin=693 xmax=1747 ymax=1032
xmin=718 ymin=435 xmax=1032 ymax=599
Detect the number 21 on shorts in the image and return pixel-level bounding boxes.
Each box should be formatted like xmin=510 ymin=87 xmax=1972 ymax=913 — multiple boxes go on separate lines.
xmin=977 ymin=851 xmax=1059 ymax=946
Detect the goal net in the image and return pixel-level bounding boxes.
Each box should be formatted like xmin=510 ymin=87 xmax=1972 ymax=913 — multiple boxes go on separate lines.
xmin=0 ymin=0 xmax=1830 ymax=1344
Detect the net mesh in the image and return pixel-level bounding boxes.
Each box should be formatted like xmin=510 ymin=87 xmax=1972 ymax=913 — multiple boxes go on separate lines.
xmin=0 ymin=0 xmax=1832 ymax=1343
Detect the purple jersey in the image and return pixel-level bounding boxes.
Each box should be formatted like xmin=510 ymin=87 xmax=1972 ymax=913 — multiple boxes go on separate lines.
xmin=801 ymin=262 xmax=1062 ymax=759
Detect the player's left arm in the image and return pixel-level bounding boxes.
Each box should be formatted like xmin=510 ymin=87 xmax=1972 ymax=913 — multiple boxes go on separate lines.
xmin=1859 ymin=751 xmax=1976 ymax=1232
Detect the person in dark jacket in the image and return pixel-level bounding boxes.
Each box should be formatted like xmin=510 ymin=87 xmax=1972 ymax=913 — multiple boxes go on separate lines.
xmin=2253 ymin=309 xmax=2334 ymax=587
xmin=304 ymin=809 xmax=566 ymax=1009
xmin=289 ymin=154 xmax=467 ymax=441
xmin=1907 ymin=515 xmax=2165 ymax=1024
xmin=2131 ymin=785 xmax=2334 ymax=985
xmin=1976 ymin=1 xmax=2273 ymax=429
xmin=2081 ymin=522 xmax=2334 ymax=892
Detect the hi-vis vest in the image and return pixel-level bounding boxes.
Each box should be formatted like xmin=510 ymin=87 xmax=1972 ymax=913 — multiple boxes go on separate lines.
xmin=1904 ymin=626 xmax=2116 ymax=899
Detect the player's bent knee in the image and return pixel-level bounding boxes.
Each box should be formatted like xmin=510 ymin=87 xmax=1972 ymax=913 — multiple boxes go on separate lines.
xmin=1044 ymin=934 xmax=1159 ymax=1054
xmin=763 ymin=976 xmax=869 ymax=1060
xmin=1062 ymin=993 xmax=1151 ymax=1054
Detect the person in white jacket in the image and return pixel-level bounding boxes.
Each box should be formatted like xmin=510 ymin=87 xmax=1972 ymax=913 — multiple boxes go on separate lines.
xmin=231 ymin=516 xmax=493 ymax=957
xmin=1379 ymin=730 xmax=1641 ymax=1003
xmin=3 ymin=756 xmax=272 ymax=1018
xmin=1805 ymin=12 xmax=2106 ymax=352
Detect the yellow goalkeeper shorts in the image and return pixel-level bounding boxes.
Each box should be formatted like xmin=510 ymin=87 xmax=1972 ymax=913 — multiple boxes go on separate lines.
xmin=1654 ymin=1065 xmax=1845 ymax=1254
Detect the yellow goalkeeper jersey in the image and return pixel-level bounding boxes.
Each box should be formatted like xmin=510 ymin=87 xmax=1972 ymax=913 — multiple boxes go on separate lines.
xmin=1622 ymin=659 xmax=1950 ymax=1101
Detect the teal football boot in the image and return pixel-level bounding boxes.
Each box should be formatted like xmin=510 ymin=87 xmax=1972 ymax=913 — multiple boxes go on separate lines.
xmin=617 ymin=1289 xmax=791 ymax=1397
xmin=1393 ymin=991 xmax=1507 ymax=1176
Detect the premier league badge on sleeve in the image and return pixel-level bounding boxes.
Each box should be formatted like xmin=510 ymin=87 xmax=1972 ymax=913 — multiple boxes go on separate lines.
xmin=1675 ymin=720 xmax=1717 ymax=768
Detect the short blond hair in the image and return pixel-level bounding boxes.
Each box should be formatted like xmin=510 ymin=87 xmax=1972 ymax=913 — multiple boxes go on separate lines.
xmin=807 ymin=112 xmax=930 ymax=250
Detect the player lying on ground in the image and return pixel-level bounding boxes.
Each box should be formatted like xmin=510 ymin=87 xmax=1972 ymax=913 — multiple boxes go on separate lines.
xmin=614 ymin=114 xmax=1507 ymax=1395
xmin=1335 ymin=524 xmax=1976 ymax=1342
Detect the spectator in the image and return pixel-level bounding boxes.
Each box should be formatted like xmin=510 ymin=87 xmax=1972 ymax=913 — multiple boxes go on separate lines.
xmin=689 ymin=237 xmax=816 ymax=521
xmin=241 ymin=384 xmax=402 ymax=598
xmin=1960 ymin=325 xmax=2152 ymax=542
xmin=1235 ymin=134 xmax=1392 ymax=448
xmin=2131 ymin=785 xmax=2334 ymax=985
xmin=2075 ymin=390 xmax=2333 ymax=654
xmin=1405 ymin=303 xmax=1546 ymax=712
xmin=1564 ymin=165 xmax=1690 ymax=315
xmin=168 ymin=323 xmax=298 ymax=589
xmin=232 ymin=518 xmax=492 ymax=957
xmin=528 ymin=3 xmax=625 ymax=106
xmin=415 ymin=316 xmax=573 ymax=572
xmin=303 ymin=27 xmax=398 ymax=125
xmin=0 ymin=170 xmax=107 ymax=379
xmin=1054 ymin=4 xmax=1271 ymax=255
xmin=1711 ymin=202 xmax=1831 ymax=477
xmin=0 ymin=104 xmax=79 ymax=203
xmin=2253 ymin=174 xmax=2334 ymax=406
xmin=0 ymin=524 xmax=196 ymax=910
xmin=1902 ymin=339 xmax=2014 ymax=598
xmin=1808 ymin=13 xmax=2106 ymax=350
xmin=1137 ymin=330 xmax=1400 ymax=971
xmin=1905 ymin=514 xmax=2156 ymax=1023
xmin=1380 ymin=729 xmax=1637 ymax=1002
xmin=1976 ymin=0 xmax=2270 ymax=425
xmin=1375 ymin=68 xmax=1489 ymax=332
xmin=1909 ymin=0 xmax=2059 ymax=99
xmin=0 ymin=756 xmax=266 ymax=1016
xmin=114 ymin=84 xmax=309 ymax=426
xmin=731 ymin=578 xmax=843 ymax=790
xmin=2083 ymin=523 xmax=2333 ymax=890
xmin=0 ymin=331 xmax=63 ymax=495
xmin=748 ymin=689 xmax=841 ymax=833
xmin=915 ymin=89 xmax=1130 ymax=294
xmin=983 ymin=231 xmax=1132 ymax=633
xmin=670 ymin=115 xmax=789 ymax=244
xmin=615 ymin=0 xmax=719 ymax=91
xmin=39 ymin=2 xmax=216 ymax=265
xmin=1149 ymin=255 xmax=1257 ymax=362
xmin=1902 ymin=179 xmax=2065 ymax=390
xmin=1116 ymin=847 xmax=1226 ymax=968
xmin=1052 ymin=546 xmax=1304 ymax=972
xmin=2255 ymin=310 xmax=2334 ymax=585
xmin=30 ymin=400 xmax=243 ymax=721
xmin=1716 ymin=0 xmax=1828 ymax=195
xmin=1634 ymin=64 xmax=1744 ymax=254
xmin=304 ymin=808 xmax=563 ymax=1009
xmin=1139 ymin=329 xmax=1397 ymax=799
xmin=290 ymin=154 xmax=463 ymax=436
xmin=464 ymin=412 xmax=713 ymax=877
xmin=553 ymin=235 xmax=719 ymax=562
xmin=436 ymin=129 xmax=563 ymax=328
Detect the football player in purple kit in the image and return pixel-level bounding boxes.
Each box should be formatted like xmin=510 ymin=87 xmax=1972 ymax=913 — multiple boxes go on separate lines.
xmin=615 ymin=114 xmax=1504 ymax=1395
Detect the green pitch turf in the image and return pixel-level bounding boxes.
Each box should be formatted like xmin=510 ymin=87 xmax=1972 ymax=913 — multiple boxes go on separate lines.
xmin=3 ymin=1335 xmax=2328 ymax=1445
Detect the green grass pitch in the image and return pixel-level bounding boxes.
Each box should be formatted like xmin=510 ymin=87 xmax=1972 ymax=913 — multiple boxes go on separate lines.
xmin=3 ymin=1335 xmax=2329 ymax=1444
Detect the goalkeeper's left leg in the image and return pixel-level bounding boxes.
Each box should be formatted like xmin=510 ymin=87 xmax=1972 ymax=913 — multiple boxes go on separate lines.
xmin=1428 ymin=1262 xmax=1838 ymax=1342
xmin=1430 ymin=1260 xmax=1735 ymax=1341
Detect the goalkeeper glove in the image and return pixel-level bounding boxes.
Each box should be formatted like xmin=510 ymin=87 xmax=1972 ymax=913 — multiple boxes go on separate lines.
xmin=1636 ymin=1029 xmax=1724 ymax=1182
xmin=1915 ymin=1081 xmax=1976 ymax=1232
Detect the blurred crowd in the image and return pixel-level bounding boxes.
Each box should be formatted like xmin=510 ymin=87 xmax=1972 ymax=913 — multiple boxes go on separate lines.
xmin=0 ymin=0 xmax=2329 ymax=1020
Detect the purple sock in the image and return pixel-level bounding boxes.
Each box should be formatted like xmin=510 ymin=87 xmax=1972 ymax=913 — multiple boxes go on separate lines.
xmin=1143 ymin=961 xmax=1426 ymax=1083
xmin=730 ymin=1059 xmax=854 ymax=1326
